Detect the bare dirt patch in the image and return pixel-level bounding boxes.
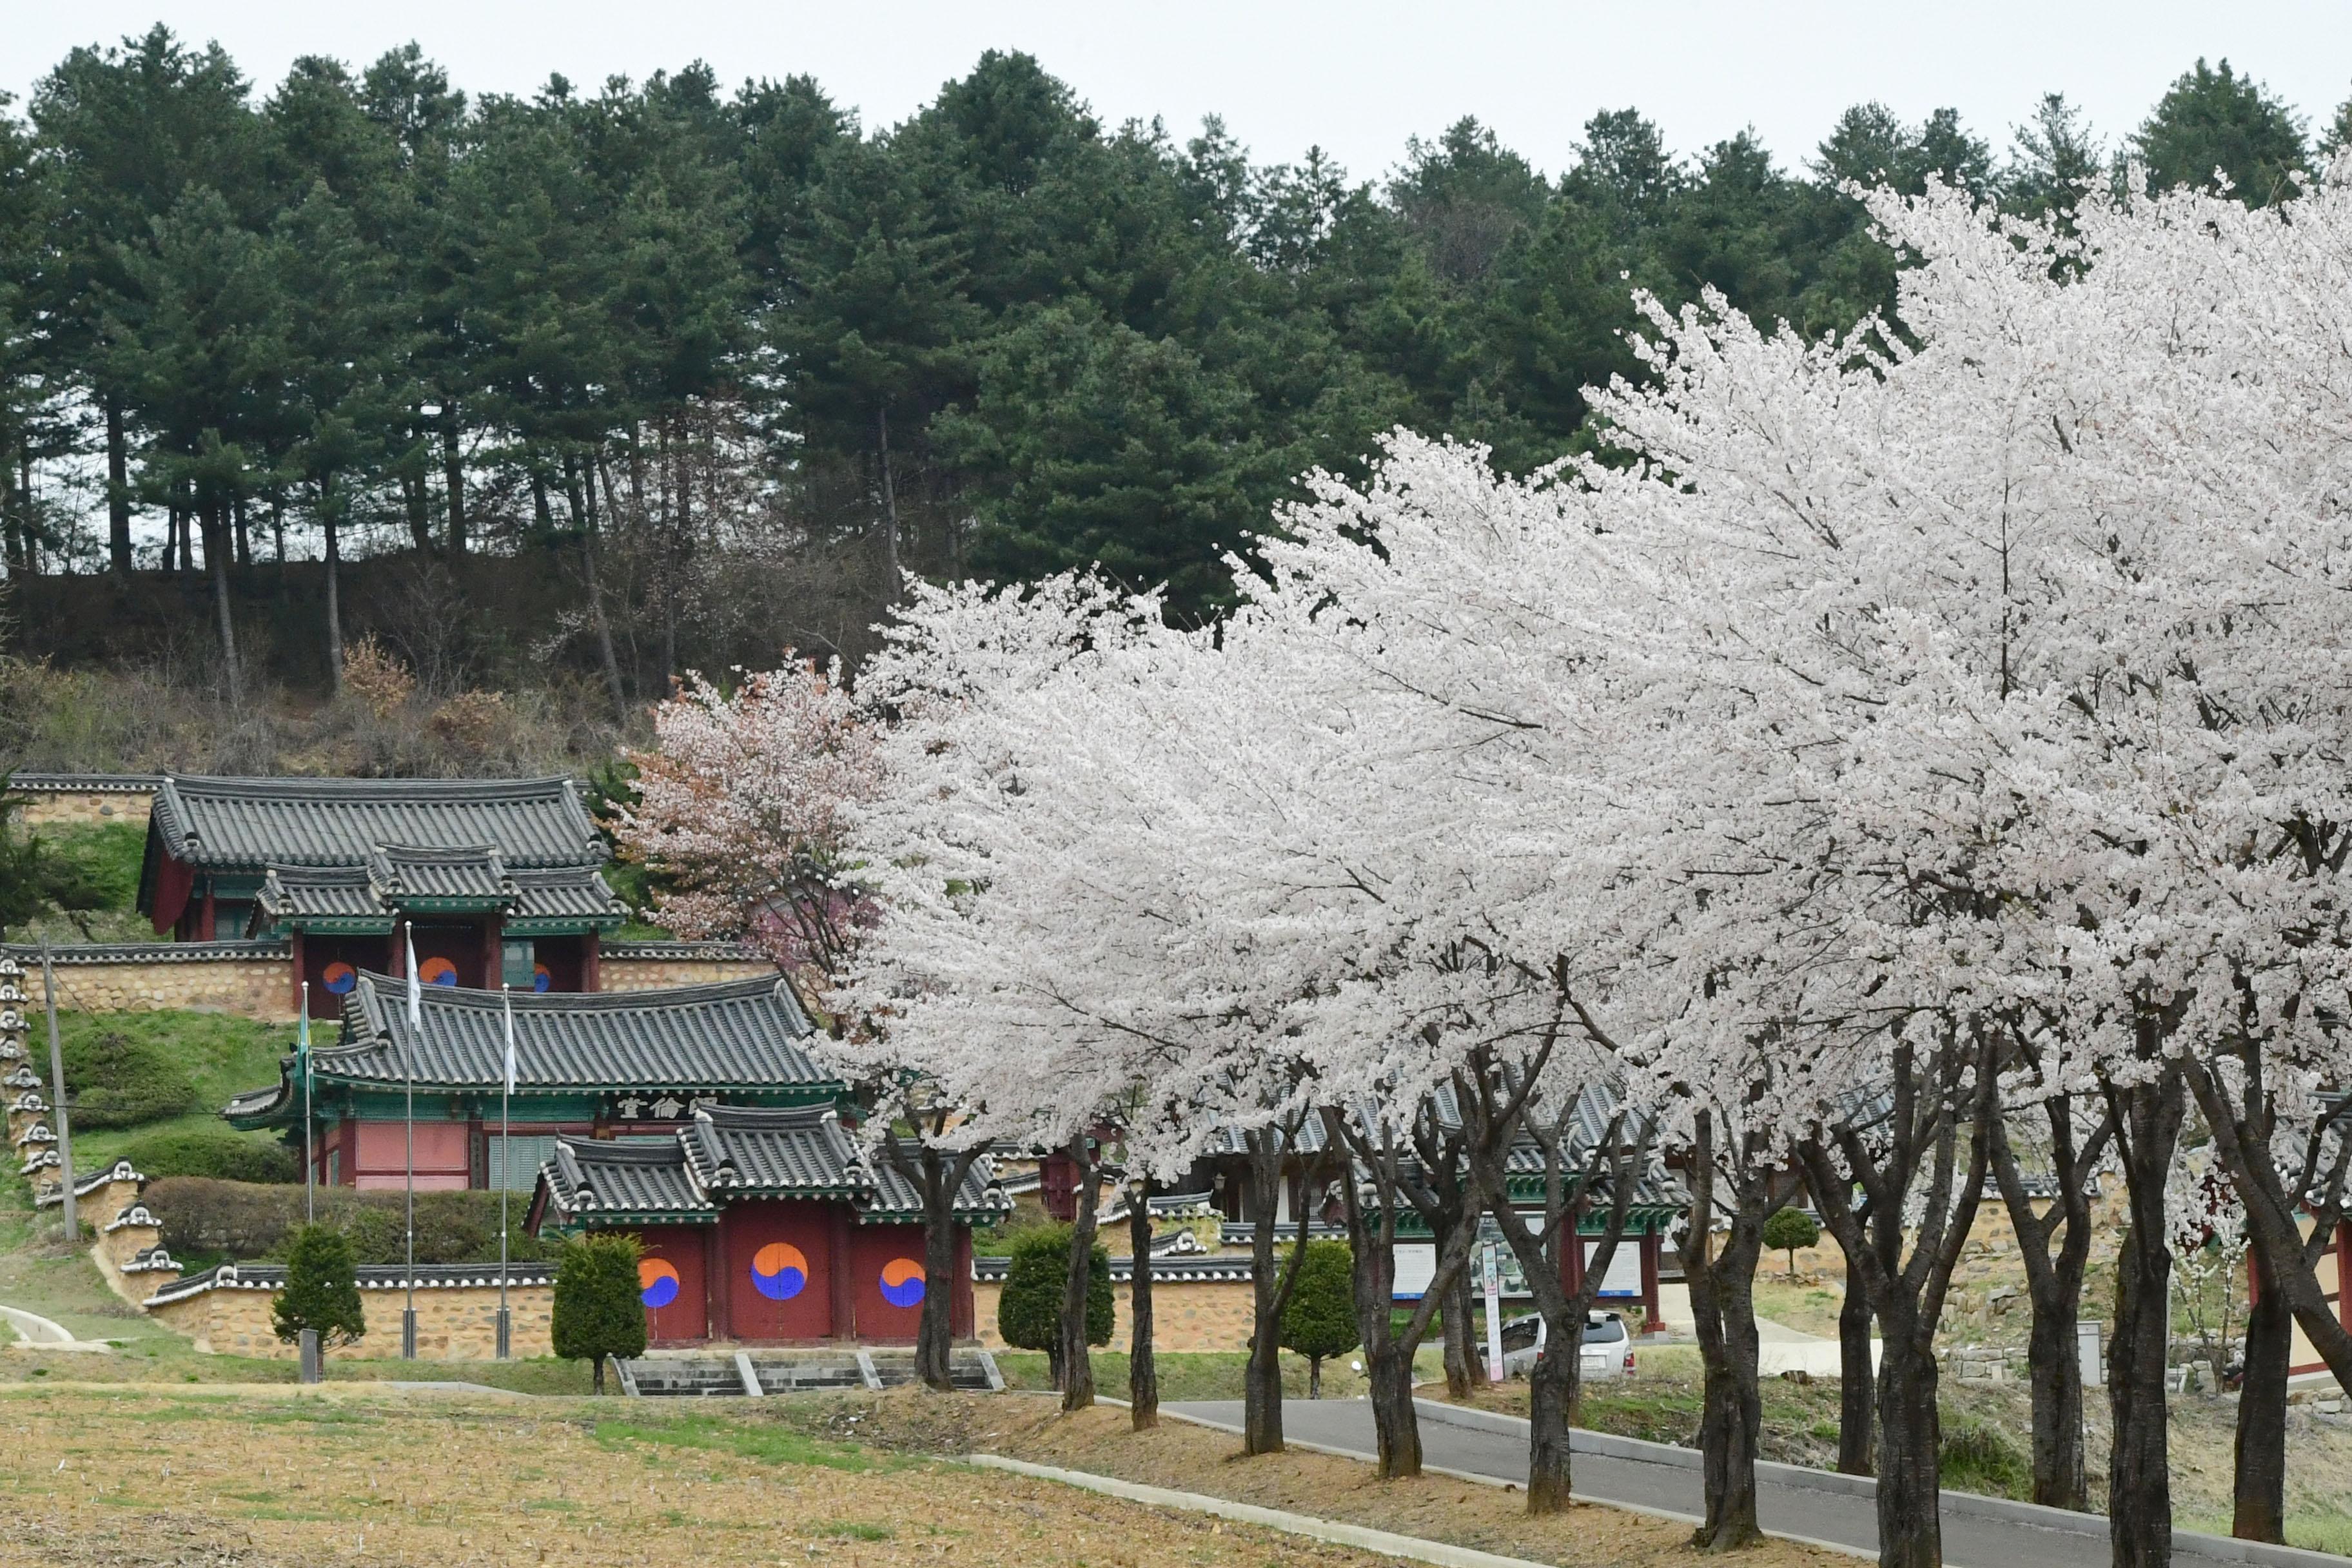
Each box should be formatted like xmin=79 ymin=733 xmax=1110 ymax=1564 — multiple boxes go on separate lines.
xmin=794 ymin=1389 xmax=1851 ymax=1568
xmin=0 ymin=1385 xmax=1413 ymax=1568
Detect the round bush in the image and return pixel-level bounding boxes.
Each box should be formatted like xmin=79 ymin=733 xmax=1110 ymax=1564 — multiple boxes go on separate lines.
xmin=999 ymin=1222 xmax=1112 ymax=1353
xmin=57 ymin=1028 xmax=198 ymax=1130
xmin=120 ymin=1131 xmax=299 ymax=1184
xmin=1761 ymin=1206 xmax=1821 ymax=1275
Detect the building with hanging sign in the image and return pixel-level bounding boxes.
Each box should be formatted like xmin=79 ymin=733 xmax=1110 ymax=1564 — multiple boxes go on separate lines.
xmin=224 ymin=971 xmax=838 ymax=1191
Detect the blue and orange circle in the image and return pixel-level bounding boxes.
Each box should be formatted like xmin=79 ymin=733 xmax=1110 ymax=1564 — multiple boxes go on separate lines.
xmin=418 ymin=956 xmax=458 ymax=987
xmin=638 ymin=1257 xmax=680 ymax=1309
xmin=751 ymin=1242 xmax=808 ymax=1300
xmin=321 ymin=962 xmax=357 ymax=995
xmin=532 ymin=964 xmax=553 ymax=993
xmin=879 ymin=1257 xmax=926 ymax=1308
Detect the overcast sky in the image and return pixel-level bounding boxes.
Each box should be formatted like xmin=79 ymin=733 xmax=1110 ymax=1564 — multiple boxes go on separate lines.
xmin=4 ymin=2 xmax=2349 ymax=181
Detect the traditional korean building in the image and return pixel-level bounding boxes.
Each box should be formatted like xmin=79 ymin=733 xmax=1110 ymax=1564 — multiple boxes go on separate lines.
xmin=131 ymin=773 xmax=759 ymax=1017
xmin=527 ymin=1105 xmax=1004 ymax=1346
xmin=224 ymin=972 xmax=837 ymax=1191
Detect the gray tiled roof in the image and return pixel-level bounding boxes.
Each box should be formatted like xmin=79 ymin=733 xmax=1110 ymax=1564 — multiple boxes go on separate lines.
xmin=683 ymin=1104 xmax=866 ymax=1196
xmin=148 ymin=774 xmax=603 ymax=873
xmin=542 ymin=1137 xmax=716 ymax=1220
xmin=536 ymin=1110 xmax=1009 ymax=1227
xmin=250 ymin=853 xmax=623 ymax=930
xmin=335 ymin=971 xmax=828 ymax=1091
xmin=145 ymin=1260 xmax=556 ymax=1308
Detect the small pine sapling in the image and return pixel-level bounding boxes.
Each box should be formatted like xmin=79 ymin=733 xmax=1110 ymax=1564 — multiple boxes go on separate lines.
xmin=1761 ymin=1206 xmax=1820 ymax=1280
xmin=1279 ymin=1240 xmax=1359 ymax=1398
xmin=551 ymin=1233 xmax=647 ymax=1393
xmin=273 ymin=1224 xmax=366 ymax=1349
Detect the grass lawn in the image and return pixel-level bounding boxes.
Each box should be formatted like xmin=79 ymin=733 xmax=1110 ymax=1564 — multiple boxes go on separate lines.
xmin=48 ymin=1008 xmax=296 ymax=1171
xmin=0 ymin=1384 xmax=1422 ymax=1567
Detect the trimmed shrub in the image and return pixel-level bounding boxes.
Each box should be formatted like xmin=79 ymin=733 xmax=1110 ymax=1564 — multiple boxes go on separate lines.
xmin=122 ymin=1132 xmax=299 ymax=1184
xmin=999 ymin=1222 xmax=1112 ymax=1379
xmin=273 ymin=1224 xmax=365 ymax=1348
xmin=1279 ymin=1240 xmax=1359 ymax=1396
xmin=57 ymin=1028 xmax=199 ymax=1130
xmin=552 ymin=1233 xmax=645 ymax=1393
xmin=1761 ymin=1206 xmax=1821 ymax=1279
xmin=150 ymin=1178 xmax=557 ymax=1266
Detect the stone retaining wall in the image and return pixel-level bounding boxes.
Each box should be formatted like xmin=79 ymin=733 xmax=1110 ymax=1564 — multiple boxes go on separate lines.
xmin=147 ymin=1278 xmax=555 ymax=1360
xmin=28 ymin=951 xmax=296 ymax=1021
xmin=11 ymin=781 xmax=155 ymax=829
xmin=601 ymin=956 xmax=777 ymax=992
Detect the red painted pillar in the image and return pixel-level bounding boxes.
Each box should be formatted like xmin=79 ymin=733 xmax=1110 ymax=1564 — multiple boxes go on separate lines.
xmin=199 ymin=885 xmax=217 ymax=941
xmin=1561 ymin=1226 xmax=1585 ymax=1298
xmin=705 ymin=1221 xmax=730 ymax=1343
xmin=482 ymin=916 xmax=503 ymax=991
xmin=288 ymin=930 xmax=306 ymax=1015
xmin=830 ymin=1206 xmax=855 ymax=1342
xmin=391 ymin=920 xmax=408 ymax=981
xmin=1638 ymin=1231 xmax=1663 ymax=1333
xmin=583 ymin=930 xmax=602 ymax=993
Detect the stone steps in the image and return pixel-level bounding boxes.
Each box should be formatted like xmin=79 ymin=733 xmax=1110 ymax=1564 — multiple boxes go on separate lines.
xmin=620 ymin=1348 xmax=1003 ymax=1396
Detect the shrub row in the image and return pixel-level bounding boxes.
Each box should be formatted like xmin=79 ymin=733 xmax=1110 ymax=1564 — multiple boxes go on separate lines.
xmin=148 ymin=1178 xmax=556 ymax=1268
xmin=117 ymin=1132 xmax=298 ymax=1184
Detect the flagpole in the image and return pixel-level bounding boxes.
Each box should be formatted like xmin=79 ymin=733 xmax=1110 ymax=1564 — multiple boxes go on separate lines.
xmin=498 ymin=981 xmax=514 ymax=1360
xmin=300 ymin=983 xmax=313 ymax=1226
xmin=403 ymin=923 xmax=418 ymax=1361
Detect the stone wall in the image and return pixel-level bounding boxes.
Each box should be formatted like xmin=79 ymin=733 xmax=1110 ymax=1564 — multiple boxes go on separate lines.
xmin=24 ymin=950 xmax=297 ymax=1021
xmin=602 ymin=957 xmax=777 ymax=992
xmin=969 ymin=1277 xmax=1258 ymax=1353
xmin=148 ymin=1279 xmax=556 ymax=1360
xmin=14 ymin=785 xmax=153 ymax=830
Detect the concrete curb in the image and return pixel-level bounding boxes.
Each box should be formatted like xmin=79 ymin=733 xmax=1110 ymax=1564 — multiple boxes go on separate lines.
xmin=0 ymin=1305 xmax=108 ymax=1351
xmin=966 ymin=1452 xmax=1556 ymax=1568
xmin=1411 ymin=1400 xmax=2349 ymax=1568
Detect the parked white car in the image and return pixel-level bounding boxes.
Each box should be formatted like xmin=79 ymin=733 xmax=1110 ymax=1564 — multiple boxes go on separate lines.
xmin=1498 ymin=1311 xmax=1636 ymax=1382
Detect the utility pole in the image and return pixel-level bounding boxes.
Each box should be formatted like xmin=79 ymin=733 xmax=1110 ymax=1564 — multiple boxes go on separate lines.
xmin=39 ymin=941 xmax=74 ymax=1242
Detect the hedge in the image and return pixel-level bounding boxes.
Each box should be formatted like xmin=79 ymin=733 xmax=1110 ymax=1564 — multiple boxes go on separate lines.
xmin=149 ymin=1178 xmax=557 ymax=1267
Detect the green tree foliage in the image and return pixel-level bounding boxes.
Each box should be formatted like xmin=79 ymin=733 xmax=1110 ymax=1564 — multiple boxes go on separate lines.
xmin=2132 ymin=59 xmax=2309 ymax=207
xmin=272 ymin=1222 xmax=365 ymax=1348
xmin=551 ymin=1231 xmax=647 ymax=1392
xmin=0 ymin=781 xmax=113 ymax=941
xmin=121 ymin=1132 xmax=300 ymax=1184
xmin=0 ymin=38 xmax=2336 ymax=665
xmin=997 ymin=1222 xmax=1112 ymax=1378
xmin=1761 ymin=1206 xmax=1821 ymax=1279
xmin=1277 ymin=1239 xmax=1359 ymax=1397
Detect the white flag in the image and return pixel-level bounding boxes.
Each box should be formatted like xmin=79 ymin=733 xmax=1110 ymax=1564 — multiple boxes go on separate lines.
xmin=404 ymin=926 xmax=422 ymax=1032
xmin=501 ymin=984 xmax=518 ymax=1095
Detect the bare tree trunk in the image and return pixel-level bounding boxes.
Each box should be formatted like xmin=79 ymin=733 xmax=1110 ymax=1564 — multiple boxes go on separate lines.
xmin=877 ymin=404 xmax=903 ymax=603
xmin=2106 ymin=1064 xmax=2187 ymax=1568
xmin=1440 ymin=1228 xmax=1476 ymax=1398
xmin=1242 ymin=1123 xmax=1317 ymax=1455
xmin=571 ymin=450 xmax=628 ymax=725
xmin=1683 ymin=1115 xmax=1779 ymax=1552
xmin=1129 ymin=1173 xmax=1158 ymax=1429
xmin=441 ymin=405 xmax=466 ymax=557
xmin=233 ymin=495 xmax=251 ymax=568
xmin=204 ymin=502 xmax=244 ymax=710
xmin=2233 ymin=1254 xmax=2289 ymax=1544
xmin=320 ymin=478 xmax=345 ymax=691
xmin=105 ymin=395 xmax=131 ymax=574
xmin=1837 ymin=1259 xmax=1876 ymax=1475
xmin=1058 ymin=1133 xmax=1100 ymax=1412
xmin=1990 ymin=1098 xmax=2109 ymax=1512
xmin=896 ymin=1132 xmax=980 ymax=1394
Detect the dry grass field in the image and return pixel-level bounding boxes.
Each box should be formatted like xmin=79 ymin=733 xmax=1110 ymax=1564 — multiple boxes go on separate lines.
xmin=0 ymin=1383 xmax=1409 ymax=1568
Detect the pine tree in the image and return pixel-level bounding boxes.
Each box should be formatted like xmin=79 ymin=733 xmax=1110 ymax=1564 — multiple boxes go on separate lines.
xmin=1278 ymin=1240 xmax=1358 ymax=1398
xmin=551 ymin=1232 xmax=645 ymax=1393
xmin=273 ymin=1224 xmax=366 ymax=1348
xmin=1760 ymin=1206 xmax=1821 ymax=1280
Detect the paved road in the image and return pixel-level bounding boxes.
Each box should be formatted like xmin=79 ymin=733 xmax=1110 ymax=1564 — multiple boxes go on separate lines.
xmin=1165 ymin=1398 xmax=2312 ymax=1568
